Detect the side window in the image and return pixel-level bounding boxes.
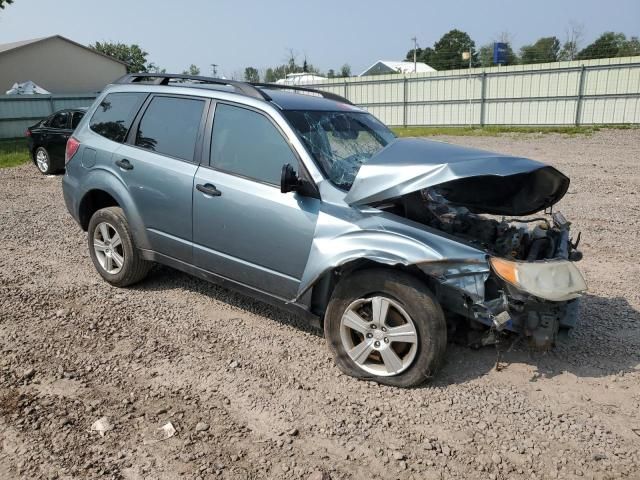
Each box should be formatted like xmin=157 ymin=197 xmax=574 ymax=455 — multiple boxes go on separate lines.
xmin=50 ymin=112 xmax=69 ymax=129
xmin=90 ymin=92 xmax=147 ymax=143
xmin=135 ymin=96 xmax=205 ymax=161
xmin=210 ymin=104 xmax=297 ymax=185
xmin=71 ymin=111 xmax=84 ymax=129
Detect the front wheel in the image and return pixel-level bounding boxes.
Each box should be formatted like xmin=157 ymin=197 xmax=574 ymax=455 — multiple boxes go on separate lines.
xmin=87 ymin=207 xmax=151 ymax=287
xmin=324 ymin=269 xmax=446 ymax=387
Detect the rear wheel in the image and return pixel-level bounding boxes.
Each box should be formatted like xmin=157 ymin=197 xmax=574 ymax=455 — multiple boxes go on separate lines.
xmin=34 ymin=147 xmax=54 ymax=174
xmin=87 ymin=207 xmax=151 ymax=287
xmin=324 ymin=269 xmax=447 ymax=387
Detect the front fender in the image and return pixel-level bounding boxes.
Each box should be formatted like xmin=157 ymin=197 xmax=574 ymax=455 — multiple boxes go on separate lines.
xmin=75 ymin=167 xmax=151 ymax=250
xmin=294 ymin=204 xmax=488 ymax=301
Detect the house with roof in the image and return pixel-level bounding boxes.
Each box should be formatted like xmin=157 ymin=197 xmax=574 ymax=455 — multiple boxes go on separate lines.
xmin=359 ymin=60 xmax=436 ymax=77
xmin=0 ymin=35 xmax=127 ymax=94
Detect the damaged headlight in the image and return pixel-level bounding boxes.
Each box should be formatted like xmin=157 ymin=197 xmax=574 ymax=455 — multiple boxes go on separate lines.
xmin=489 ymin=257 xmax=587 ymax=302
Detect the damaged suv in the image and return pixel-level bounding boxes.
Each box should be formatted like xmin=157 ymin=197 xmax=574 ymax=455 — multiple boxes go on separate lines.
xmin=62 ymin=74 xmax=586 ymax=387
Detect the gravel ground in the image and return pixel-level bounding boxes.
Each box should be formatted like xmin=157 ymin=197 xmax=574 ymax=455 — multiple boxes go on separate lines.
xmin=1 ymin=129 xmax=639 ymax=480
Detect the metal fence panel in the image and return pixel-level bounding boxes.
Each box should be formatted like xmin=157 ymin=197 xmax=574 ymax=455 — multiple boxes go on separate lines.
xmin=311 ymin=56 xmax=640 ymax=127
xmin=1 ymin=57 xmax=639 ymax=138
xmin=0 ymin=94 xmax=97 ymax=138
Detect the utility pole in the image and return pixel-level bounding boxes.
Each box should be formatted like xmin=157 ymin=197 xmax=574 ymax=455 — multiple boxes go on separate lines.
xmin=411 ymin=36 xmax=418 ymax=73
xmin=210 ymin=64 xmax=218 ymax=77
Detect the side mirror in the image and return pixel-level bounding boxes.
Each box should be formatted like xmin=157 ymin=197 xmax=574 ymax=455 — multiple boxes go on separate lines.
xmin=281 ymin=163 xmax=301 ymax=194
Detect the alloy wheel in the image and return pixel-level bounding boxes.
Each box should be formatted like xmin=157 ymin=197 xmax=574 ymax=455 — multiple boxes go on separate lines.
xmin=36 ymin=149 xmax=49 ymax=173
xmin=339 ymin=296 xmax=418 ymax=376
xmin=93 ymin=222 xmax=124 ymax=274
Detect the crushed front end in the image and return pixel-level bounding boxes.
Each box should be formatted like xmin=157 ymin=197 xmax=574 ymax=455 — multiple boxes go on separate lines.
xmin=413 ymin=198 xmax=586 ymax=349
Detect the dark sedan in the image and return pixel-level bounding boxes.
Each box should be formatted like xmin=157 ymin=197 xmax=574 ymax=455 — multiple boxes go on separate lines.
xmin=26 ymin=108 xmax=86 ymax=174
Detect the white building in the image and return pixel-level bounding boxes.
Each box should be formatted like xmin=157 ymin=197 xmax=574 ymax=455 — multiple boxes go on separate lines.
xmin=359 ymin=60 xmax=436 ymax=76
xmin=0 ymin=35 xmax=127 ymax=93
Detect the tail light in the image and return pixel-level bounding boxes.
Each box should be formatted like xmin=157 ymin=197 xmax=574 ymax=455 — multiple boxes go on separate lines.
xmin=65 ymin=137 xmax=80 ymax=164
xmin=25 ymin=129 xmax=31 ymax=137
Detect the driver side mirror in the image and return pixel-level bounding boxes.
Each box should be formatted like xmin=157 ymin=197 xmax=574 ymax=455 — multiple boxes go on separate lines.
xmin=281 ymin=163 xmax=301 ymax=194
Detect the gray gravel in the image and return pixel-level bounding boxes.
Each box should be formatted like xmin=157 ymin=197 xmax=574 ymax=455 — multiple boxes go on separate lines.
xmin=1 ymin=129 xmax=639 ymax=479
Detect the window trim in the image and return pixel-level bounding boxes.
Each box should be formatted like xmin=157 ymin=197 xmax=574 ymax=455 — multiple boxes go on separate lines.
xmin=203 ymin=100 xmax=314 ymax=190
xmin=89 ymin=92 xmax=149 ymax=144
xmin=125 ymin=93 xmax=210 ymax=164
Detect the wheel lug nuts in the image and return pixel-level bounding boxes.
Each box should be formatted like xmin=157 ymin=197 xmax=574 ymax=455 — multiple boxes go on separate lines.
xmin=384 ymin=337 xmax=389 ymax=343
xmin=374 ymin=341 xmax=380 ymax=347
xmin=371 ymin=324 xmax=377 ymax=329
xmin=381 ymin=327 xmax=387 ymax=332
xmin=366 ymin=333 xmax=373 ymax=338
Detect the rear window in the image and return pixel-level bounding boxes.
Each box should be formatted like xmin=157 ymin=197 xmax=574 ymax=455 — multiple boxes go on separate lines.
xmin=90 ymin=92 xmax=147 ymax=143
xmin=135 ymin=96 xmax=205 ymax=161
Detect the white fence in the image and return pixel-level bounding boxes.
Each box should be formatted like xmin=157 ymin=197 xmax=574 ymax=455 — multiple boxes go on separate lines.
xmin=309 ymin=56 xmax=640 ymax=127
xmin=1 ymin=57 xmax=638 ymax=138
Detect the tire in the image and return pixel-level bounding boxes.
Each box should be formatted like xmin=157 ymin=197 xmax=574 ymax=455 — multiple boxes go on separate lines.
xmin=87 ymin=207 xmax=151 ymax=287
xmin=324 ymin=269 xmax=447 ymax=387
xmin=34 ymin=146 xmax=55 ymax=175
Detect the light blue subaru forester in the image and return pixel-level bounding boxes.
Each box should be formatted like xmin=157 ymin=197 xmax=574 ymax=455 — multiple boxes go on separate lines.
xmin=62 ymin=73 xmax=586 ymax=387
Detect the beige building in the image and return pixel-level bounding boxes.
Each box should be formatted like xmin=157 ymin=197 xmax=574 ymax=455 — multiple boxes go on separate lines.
xmin=0 ymin=35 xmax=127 ymax=94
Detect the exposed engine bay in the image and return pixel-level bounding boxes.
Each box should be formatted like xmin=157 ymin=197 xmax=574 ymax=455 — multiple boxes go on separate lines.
xmin=380 ymin=188 xmax=582 ymax=263
xmin=375 ymin=187 xmax=585 ymax=350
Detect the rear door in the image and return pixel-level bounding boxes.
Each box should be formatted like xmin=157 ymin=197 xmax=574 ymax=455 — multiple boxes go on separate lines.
xmin=192 ymin=102 xmax=319 ymax=300
xmin=113 ymin=94 xmax=209 ymax=262
xmin=45 ymin=111 xmax=71 ymax=162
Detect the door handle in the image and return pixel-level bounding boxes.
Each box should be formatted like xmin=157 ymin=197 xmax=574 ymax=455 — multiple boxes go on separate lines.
xmin=196 ymin=183 xmax=222 ymax=197
xmin=115 ymin=159 xmax=134 ymax=170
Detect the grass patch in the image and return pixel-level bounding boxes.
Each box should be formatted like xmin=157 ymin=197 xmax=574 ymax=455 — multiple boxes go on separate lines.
xmin=0 ymin=138 xmax=31 ymax=168
xmin=391 ymin=124 xmax=637 ymax=137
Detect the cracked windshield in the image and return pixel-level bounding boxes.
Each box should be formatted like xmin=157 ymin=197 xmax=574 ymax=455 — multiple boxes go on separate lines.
xmin=285 ymin=111 xmax=395 ymax=189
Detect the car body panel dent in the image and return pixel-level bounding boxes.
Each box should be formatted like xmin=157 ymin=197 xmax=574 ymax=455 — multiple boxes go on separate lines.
xmin=344 ymin=138 xmax=570 ymax=216
xmin=293 ymin=203 xmax=488 ymax=301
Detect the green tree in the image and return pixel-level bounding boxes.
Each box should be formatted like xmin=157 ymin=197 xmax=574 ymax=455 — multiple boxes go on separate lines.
xmin=577 ymin=32 xmax=630 ymax=60
xmin=182 ymin=64 xmax=200 ymax=76
xmin=91 ymin=41 xmax=149 ymax=73
xmin=327 ymin=69 xmax=336 ymax=78
xmin=558 ymin=22 xmax=584 ymax=61
xmin=0 ymin=0 xmax=14 ymax=9
xmin=520 ymin=36 xmax=560 ymax=64
xmin=244 ymin=67 xmax=260 ymax=82
xmin=263 ymin=52 xmax=321 ymax=82
xmin=147 ymin=63 xmax=166 ymax=74
xmin=430 ymin=29 xmax=478 ymax=70
xmin=405 ymin=46 xmax=436 ymax=67
xmin=618 ymin=36 xmax=640 ymax=57
xmin=339 ymin=64 xmax=351 ymax=77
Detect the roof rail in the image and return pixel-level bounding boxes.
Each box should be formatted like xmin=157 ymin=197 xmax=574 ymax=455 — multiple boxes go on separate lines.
xmin=251 ymin=82 xmax=354 ymax=105
xmin=114 ymin=73 xmax=269 ymax=101
xmin=113 ymin=73 xmax=354 ymax=106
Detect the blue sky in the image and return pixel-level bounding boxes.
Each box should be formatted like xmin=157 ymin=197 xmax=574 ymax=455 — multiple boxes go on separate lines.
xmin=0 ymin=0 xmax=638 ymax=77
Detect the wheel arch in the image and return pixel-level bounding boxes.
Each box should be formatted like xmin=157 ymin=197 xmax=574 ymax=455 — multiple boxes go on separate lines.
xmin=76 ymin=171 xmax=150 ymax=249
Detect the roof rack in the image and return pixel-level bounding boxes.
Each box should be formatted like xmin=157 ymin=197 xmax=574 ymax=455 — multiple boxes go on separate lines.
xmin=114 ymin=73 xmax=353 ymax=106
xmin=251 ymin=83 xmax=354 ymax=106
xmin=114 ymin=73 xmax=268 ymax=101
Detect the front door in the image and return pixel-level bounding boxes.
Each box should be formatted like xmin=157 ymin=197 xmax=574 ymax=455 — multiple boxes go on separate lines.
xmin=193 ymin=103 xmax=319 ymax=300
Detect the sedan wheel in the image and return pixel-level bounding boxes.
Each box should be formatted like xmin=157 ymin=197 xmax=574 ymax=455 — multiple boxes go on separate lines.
xmin=35 ymin=147 xmax=51 ymax=174
xmin=340 ymin=296 xmax=418 ymax=376
xmin=92 ymin=221 xmax=125 ymax=274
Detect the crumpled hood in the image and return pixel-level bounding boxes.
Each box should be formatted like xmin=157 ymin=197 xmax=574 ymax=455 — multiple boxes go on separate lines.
xmin=343 ymin=138 xmax=570 ymax=216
